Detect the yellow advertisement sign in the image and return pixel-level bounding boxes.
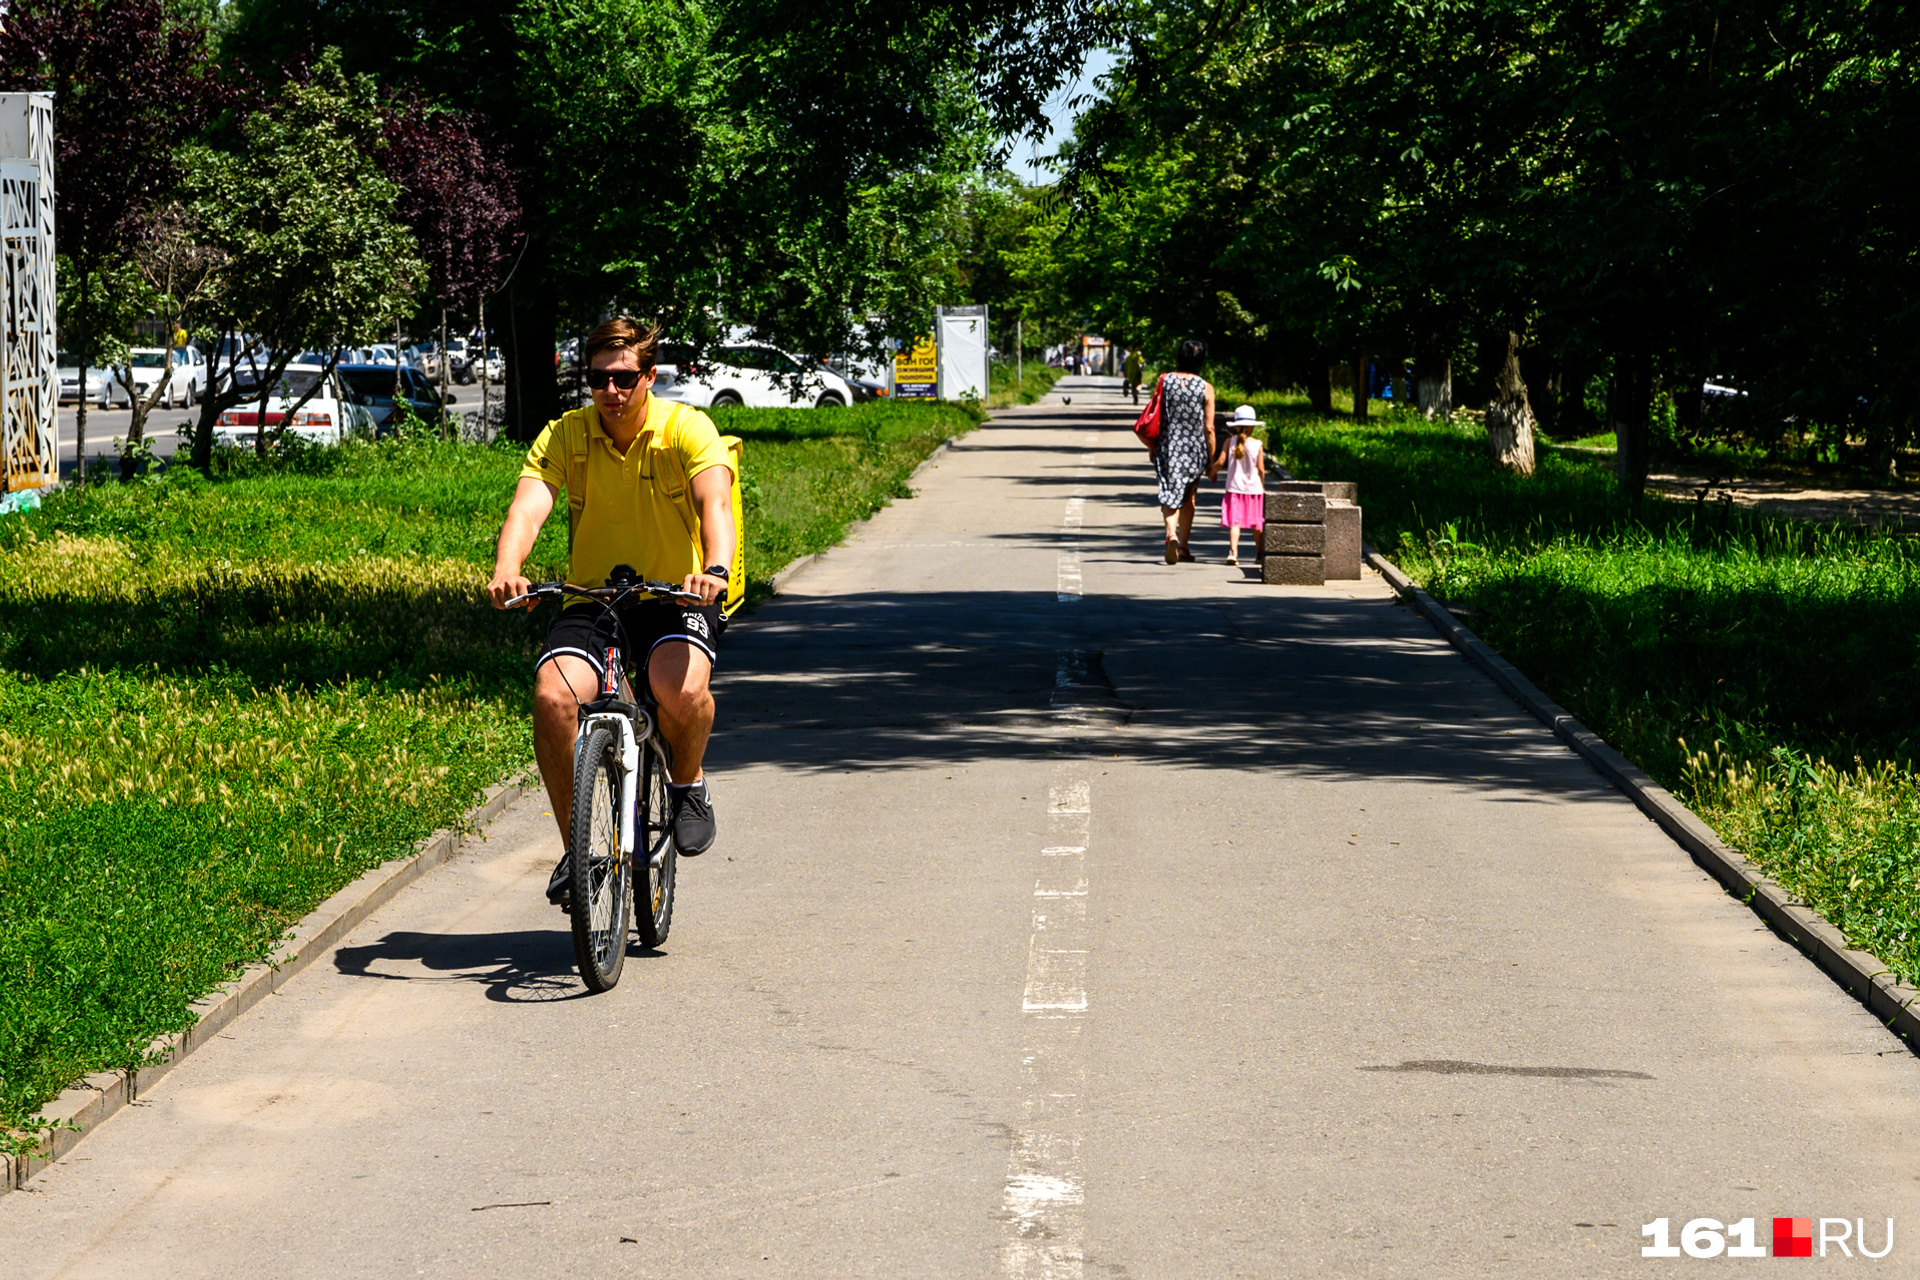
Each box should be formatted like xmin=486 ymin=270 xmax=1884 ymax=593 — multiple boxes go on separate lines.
xmin=893 ymin=337 xmax=937 ymax=399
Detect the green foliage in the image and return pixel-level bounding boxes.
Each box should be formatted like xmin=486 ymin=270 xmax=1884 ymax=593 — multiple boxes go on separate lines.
xmin=1686 ymin=747 xmax=1920 ymax=987
xmin=0 ymin=406 xmax=967 ymax=1142
xmin=182 ymin=49 xmax=422 ymax=358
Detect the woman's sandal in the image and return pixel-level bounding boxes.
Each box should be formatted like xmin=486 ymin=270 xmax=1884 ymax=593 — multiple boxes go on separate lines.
xmin=1164 ymin=537 xmax=1179 ymax=564
xmin=1177 ymin=545 xmax=1196 ymax=563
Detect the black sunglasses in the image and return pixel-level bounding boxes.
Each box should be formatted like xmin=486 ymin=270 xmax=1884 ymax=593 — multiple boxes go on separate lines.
xmin=586 ymin=367 xmax=646 ymax=390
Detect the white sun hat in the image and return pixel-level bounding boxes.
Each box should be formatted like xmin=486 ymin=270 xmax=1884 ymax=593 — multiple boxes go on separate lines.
xmin=1230 ymin=404 xmax=1263 ymax=428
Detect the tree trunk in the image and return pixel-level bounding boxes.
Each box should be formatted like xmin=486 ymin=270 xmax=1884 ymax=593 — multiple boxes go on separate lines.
xmin=505 ymin=276 xmax=558 ymax=442
xmin=1414 ymin=336 xmax=1452 ymax=421
xmin=75 ymin=268 xmax=92 ymax=485
xmin=1612 ymin=346 xmax=1653 ymax=498
xmin=191 ymin=321 xmax=232 ymax=474
xmin=440 ymin=306 xmax=452 ymax=439
xmin=1305 ymin=348 xmax=1332 ymax=416
xmin=1521 ymin=348 xmax=1560 ymax=438
xmin=479 ymin=294 xmax=490 ymax=440
xmin=1485 ymin=329 xmax=1537 ymax=475
xmin=1352 ymin=346 xmax=1369 ymax=421
xmin=119 ymin=356 xmax=165 ymax=482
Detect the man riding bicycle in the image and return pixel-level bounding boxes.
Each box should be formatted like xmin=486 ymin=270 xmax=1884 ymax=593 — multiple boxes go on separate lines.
xmin=487 ymin=317 xmax=735 ymax=905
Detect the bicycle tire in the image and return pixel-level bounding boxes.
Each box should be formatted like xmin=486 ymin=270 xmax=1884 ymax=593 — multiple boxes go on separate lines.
xmin=569 ymin=724 xmax=630 ymax=991
xmin=635 ymin=740 xmax=677 ymax=947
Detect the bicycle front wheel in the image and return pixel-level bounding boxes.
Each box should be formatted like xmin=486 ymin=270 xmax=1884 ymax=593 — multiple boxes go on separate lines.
xmin=569 ymin=724 xmax=631 ymax=992
xmin=635 ymin=740 xmax=677 ymax=948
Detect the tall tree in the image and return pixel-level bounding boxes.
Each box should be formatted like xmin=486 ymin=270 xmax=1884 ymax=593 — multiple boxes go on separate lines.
xmin=182 ymin=49 xmax=424 ymax=469
xmin=219 ymin=0 xmax=1114 ymax=438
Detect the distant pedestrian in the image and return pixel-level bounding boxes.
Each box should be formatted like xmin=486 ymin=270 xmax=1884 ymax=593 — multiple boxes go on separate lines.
xmin=1150 ymin=339 xmax=1216 ymax=564
xmin=1123 ymin=348 xmax=1143 ymax=404
xmin=1212 ymin=405 xmax=1266 ymax=566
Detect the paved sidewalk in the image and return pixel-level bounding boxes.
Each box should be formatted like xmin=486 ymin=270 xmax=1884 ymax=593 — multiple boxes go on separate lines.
xmin=4 ymin=376 xmax=1916 ymax=1276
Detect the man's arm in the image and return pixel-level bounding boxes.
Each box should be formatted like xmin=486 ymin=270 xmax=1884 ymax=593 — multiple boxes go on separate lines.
xmin=488 ymin=476 xmax=559 ymax=608
xmin=682 ymin=465 xmax=735 ymax=606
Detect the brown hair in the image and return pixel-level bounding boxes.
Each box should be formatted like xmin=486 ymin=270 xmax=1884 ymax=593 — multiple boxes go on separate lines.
xmin=583 ymin=316 xmax=660 ymax=373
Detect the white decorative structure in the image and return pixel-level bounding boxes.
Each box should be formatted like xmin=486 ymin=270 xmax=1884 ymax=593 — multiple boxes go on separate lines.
xmin=0 ymin=92 xmax=55 ymax=492
xmin=936 ymin=304 xmax=988 ymax=401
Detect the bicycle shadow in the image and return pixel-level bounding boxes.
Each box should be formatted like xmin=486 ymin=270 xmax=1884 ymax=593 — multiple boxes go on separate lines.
xmin=332 ymin=928 xmax=668 ymax=1004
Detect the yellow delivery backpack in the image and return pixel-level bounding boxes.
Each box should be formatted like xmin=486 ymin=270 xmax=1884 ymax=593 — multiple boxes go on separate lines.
xmin=561 ymin=408 xmax=747 ymax=619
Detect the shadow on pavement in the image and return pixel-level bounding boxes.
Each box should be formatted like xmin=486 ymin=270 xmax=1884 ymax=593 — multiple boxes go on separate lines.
xmin=330 ymin=928 xmax=663 ymax=1003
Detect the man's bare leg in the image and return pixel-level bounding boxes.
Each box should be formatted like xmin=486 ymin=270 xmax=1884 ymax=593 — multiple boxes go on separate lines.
xmin=648 ymin=640 xmax=713 ymax=785
xmin=533 ymin=654 xmax=599 ymax=844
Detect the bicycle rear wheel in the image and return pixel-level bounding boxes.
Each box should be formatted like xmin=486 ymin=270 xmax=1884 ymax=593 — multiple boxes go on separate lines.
xmin=569 ymin=724 xmax=631 ymax=991
xmin=635 ymin=740 xmax=677 ymax=948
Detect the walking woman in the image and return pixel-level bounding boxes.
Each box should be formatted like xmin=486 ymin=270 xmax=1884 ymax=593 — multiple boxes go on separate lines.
xmin=1151 ymin=339 xmax=1216 ymax=563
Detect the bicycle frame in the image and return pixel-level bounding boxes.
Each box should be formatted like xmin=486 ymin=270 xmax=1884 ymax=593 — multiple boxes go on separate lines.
xmin=507 ymin=569 xmax=696 ymax=871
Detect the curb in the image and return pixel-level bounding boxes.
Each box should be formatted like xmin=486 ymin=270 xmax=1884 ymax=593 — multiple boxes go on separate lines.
xmin=1363 ymin=544 xmax=1920 ymax=1050
xmin=765 ymin=432 xmax=966 ymax=598
xmin=2 ymin=777 xmax=533 ymax=1195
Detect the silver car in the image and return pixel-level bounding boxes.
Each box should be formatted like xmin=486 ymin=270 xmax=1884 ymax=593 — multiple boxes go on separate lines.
xmin=57 ymin=351 xmax=131 ymax=408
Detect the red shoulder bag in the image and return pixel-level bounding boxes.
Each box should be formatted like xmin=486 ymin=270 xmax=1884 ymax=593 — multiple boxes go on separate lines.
xmin=1132 ymin=374 xmax=1166 ymax=451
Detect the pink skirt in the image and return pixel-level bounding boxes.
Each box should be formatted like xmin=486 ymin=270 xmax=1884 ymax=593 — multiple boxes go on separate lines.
xmin=1220 ymin=491 xmax=1264 ymax=529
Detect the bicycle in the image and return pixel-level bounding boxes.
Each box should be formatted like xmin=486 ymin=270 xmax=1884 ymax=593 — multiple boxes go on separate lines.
xmin=506 ymin=566 xmax=700 ymax=992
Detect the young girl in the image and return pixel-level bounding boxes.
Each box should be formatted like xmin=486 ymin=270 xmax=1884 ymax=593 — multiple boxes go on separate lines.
xmin=1216 ymin=405 xmax=1266 ymax=566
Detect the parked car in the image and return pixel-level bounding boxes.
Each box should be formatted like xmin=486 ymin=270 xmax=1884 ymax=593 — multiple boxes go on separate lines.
xmin=653 ymin=341 xmax=854 ymax=409
xmin=825 ymin=357 xmax=889 ymax=403
xmin=337 ymin=362 xmax=456 ymax=434
xmin=57 ymin=351 xmax=132 ymax=407
xmin=212 ymin=363 xmax=375 ymax=447
xmin=478 ymin=347 xmax=505 ymax=382
xmin=119 ymin=346 xmax=207 ymax=408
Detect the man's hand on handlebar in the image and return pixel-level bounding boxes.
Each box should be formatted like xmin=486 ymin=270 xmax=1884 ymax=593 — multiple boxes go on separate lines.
xmin=488 ymin=569 xmax=534 ymax=610
xmin=680 ymin=571 xmax=727 ymax=607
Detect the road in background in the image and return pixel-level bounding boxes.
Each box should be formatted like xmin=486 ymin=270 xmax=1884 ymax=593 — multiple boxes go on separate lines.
xmin=4 ymin=378 xmax=1916 ymax=1276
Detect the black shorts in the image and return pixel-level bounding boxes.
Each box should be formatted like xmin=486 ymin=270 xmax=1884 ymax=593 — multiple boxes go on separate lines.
xmin=536 ymin=598 xmax=724 ymax=682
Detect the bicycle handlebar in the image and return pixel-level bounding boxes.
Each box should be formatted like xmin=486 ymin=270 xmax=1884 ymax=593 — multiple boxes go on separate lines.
xmin=504 ymin=579 xmax=703 ymax=609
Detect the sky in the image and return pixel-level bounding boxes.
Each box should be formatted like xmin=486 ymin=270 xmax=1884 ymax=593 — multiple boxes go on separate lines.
xmin=1009 ymin=45 xmax=1120 ymax=183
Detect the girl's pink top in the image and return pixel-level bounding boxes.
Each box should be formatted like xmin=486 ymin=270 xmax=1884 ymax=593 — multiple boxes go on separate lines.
xmin=1223 ymin=436 xmax=1264 ymax=494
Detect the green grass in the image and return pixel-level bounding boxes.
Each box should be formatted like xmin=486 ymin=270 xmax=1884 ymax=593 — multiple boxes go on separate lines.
xmin=1260 ymin=406 xmax=1920 ymax=986
xmin=0 ymin=400 xmax=978 ymax=1148
xmin=986 ymin=359 xmax=1063 ymax=408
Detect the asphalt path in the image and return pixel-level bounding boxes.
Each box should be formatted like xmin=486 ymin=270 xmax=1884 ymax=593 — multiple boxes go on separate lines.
xmin=5 ymin=378 xmax=1918 ymax=1275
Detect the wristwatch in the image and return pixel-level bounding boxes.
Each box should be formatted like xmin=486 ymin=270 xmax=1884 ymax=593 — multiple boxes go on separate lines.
xmin=704 ymin=564 xmax=730 ymax=581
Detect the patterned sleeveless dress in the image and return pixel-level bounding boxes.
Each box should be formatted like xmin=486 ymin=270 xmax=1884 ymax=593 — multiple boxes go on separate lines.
xmin=1153 ymin=372 xmax=1210 ymax=507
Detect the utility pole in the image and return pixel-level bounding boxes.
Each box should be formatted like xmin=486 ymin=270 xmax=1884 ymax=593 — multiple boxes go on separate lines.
xmin=1016 ymin=318 xmax=1023 ymax=390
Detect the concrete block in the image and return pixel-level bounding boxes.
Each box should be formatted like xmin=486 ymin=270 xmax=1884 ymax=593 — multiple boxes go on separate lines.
xmin=1263 ymin=554 xmax=1325 ymax=585
xmin=1322 ymin=481 xmax=1359 ymax=504
xmin=1324 ymin=502 xmax=1362 ymax=579
xmin=1266 ymin=491 xmax=1325 ymax=524
xmin=1274 ymin=481 xmax=1323 ymax=494
xmin=1265 ymin=522 xmax=1326 ymax=555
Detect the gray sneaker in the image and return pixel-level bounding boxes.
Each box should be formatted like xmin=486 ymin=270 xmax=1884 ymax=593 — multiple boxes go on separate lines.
xmin=669 ymin=779 xmax=715 ymax=856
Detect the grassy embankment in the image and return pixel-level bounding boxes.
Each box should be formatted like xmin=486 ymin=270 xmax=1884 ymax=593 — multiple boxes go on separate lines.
xmin=986 ymin=359 xmax=1063 ymax=408
xmin=0 ymin=399 xmax=980 ymax=1146
xmin=1240 ymin=397 xmax=1920 ymax=987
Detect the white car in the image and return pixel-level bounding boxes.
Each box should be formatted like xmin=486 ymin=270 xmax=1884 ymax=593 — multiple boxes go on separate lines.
xmin=654 ymin=341 xmax=854 ymax=409
xmin=57 ymin=352 xmax=131 ymax=408
xmin=212 ymin=363 xmax=375 ymax=448
xmin=119 ymin=347 xmax=207 ymax=409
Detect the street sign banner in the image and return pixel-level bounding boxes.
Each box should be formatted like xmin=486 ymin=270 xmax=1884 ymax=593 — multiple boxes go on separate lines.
xmin=893 ymin=337 xmax=937 ymax=399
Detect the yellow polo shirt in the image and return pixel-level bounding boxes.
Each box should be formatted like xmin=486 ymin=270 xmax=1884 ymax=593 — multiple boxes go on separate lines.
xmin=520 ymin=395 xmax=733 ymax=588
